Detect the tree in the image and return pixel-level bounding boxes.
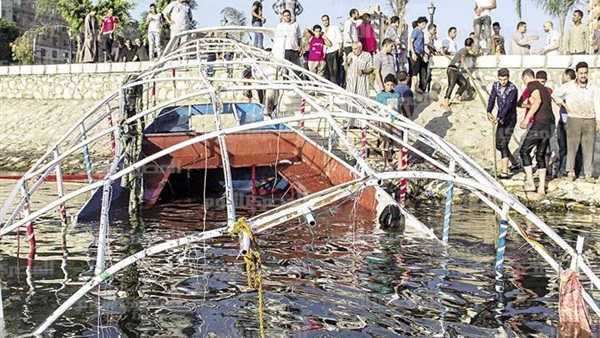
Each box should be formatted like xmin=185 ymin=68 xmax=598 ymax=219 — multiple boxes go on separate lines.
xmin=0 ymin=19 xmax=19 ymax=63
xmin=386 ymin=0 xmax=410 ymax=21
xmin=220 ymin=7 xmax=248 ymax=42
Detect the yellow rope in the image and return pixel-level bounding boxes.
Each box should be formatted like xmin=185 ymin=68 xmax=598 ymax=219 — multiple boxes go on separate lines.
xmin=230 ymin=218 xmax=265 ymax=338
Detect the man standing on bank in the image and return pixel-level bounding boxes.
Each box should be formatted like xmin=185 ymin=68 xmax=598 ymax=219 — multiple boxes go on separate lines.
xmin=251 ymin=0 xmax=266 ymax=49
xmin=552 ymin=62 xmax=600 ymax=182
xmin=472 ymin=0 xmax=496 ymax=55
xmin=443 ymin=38 xmax=475 ymax=108
xmin=565 ymin=10 xmax=589 ymax=55
xmin=321 ymin=15 xmax=342 ymax=84
xmin=101 ymin=7 xmax=119 ymax=62
xmin=519 ymin=69 xmax=555 ymax=194
xmin=275 ymin=9 xmax=302 ymax=65
xmin=487 ymin=68 xmax=518 ymax=179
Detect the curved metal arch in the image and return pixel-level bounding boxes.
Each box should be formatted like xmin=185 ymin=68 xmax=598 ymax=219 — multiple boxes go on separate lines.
xmin=1 ymin=27 xmax=599 ymax=333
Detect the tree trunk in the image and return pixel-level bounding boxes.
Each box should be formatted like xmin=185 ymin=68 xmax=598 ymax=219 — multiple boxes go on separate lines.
xmin=76 ymin=33 xmax=83 ymax=63
xmin=559 ymin=16 xmax=566 ymax=55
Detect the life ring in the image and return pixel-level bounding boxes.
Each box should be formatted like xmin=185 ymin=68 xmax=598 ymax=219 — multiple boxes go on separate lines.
xmin=379 ymin=204 xmax=404 ymax=229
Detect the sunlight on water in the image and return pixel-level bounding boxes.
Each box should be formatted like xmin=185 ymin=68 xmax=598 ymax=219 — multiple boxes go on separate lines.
xmin=0 ymin=179 xmax=599 ymax=337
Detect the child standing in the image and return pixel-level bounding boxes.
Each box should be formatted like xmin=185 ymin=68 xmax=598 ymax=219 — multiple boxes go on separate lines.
xmin=306 ymin=25 xmax=332 ymax=77
xmin=376 ymin=74 xmax=400 ymax=167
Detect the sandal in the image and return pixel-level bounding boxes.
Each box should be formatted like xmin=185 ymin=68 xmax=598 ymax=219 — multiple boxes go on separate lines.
xmin=498 ymin=172 xmax=512 ymax=179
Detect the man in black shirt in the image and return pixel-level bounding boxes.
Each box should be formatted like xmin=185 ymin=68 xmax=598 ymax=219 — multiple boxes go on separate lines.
xmin=519 ymin=68 xmax=555 ymax=194
xmin=135 ymin=38 xmax=149 ymax=61
xmin=122 ymin=39 xmax=138 ymax=62
xmin=251 ymin=0 xmax=266 ymax=49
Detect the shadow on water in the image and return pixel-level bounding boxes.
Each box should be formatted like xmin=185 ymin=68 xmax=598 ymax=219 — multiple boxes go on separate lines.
xmin=0 ymin=180 xmax=598 ymax=336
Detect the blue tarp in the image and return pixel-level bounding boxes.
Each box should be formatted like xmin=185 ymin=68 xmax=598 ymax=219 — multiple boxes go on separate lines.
xmin=146 ymin=103 xmax=287 ymax=133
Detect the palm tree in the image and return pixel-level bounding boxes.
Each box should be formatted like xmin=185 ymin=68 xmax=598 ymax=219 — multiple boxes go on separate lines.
xmin=386 ymin=0 xmax=410 ymax=19
xmin=220 ymin=7 xmax=248 ymax=42
xmin=529 ymin=0 xmax=580 ymax=52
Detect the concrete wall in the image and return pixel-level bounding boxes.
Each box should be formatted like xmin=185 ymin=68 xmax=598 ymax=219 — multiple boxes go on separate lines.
xmin=1 ymin=56 xmax=599 ymax=101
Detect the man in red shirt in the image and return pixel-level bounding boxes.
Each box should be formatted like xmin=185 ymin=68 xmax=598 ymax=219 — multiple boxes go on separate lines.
xmin=101 ymin=7 xmax=119 ymax=62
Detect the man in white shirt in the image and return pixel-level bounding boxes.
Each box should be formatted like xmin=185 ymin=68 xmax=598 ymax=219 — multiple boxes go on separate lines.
xmin=322 ymin=14 xmax=342 ymax=85
xmin=473 ymin=0 xmax=496 ymax=55
xmin=538 ymin=21 xmax=560 ymax=56
xmin=551 ymin=61 xmax=600 ymax=182
xmin=146 ymin=3 xmax=162 ymax=59
xmin=274 ymin=9 xmax=302 ymax=65
xmin=442 ymin=27 xmax=458 ymax=55
xmin=163 ymin=0 xmax=193 ymax=43
xmin=342 ymin=9 xmax=359 ymax=56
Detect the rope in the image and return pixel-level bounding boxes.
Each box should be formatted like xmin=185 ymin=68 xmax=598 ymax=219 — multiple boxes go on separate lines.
xmin=511 ymin=218 xmax=551 ymax=256
xmin=229 ymin=218 xmax=265 ymax=338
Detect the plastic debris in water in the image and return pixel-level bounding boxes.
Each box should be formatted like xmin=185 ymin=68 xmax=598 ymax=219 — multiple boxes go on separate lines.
xmin=558 ymin=269 xmax=592 ymax=338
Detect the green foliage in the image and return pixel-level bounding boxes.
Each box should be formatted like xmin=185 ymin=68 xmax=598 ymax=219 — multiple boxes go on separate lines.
xmin=0 ymin=19 xmax=19 ymax=62
xmin=56 ymin=0 xmax=93 ymax=35
xmin=97 ymin=0 xmax=135 ymax=36
xmin=10 ymin=35 xmax=34 ymax=64
xmin=514 ymin=0 xmax=522 ymax=18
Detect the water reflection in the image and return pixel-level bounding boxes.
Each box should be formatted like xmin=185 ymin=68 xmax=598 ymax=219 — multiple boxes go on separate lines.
xmin=0 ymin=180 xmax=599 ymax=336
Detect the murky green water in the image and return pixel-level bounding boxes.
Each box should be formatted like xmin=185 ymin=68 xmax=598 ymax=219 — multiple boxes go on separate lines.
xmin=0 ymin=179 xmax=599 ymax=337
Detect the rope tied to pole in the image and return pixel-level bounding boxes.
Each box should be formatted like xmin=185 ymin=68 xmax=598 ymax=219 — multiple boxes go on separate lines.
xmin=229 ymin=218 xmax=265 ymax=338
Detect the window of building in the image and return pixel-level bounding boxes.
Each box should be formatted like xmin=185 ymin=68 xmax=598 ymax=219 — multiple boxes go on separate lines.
xmin=41 ymin=49 xmax=46 ymax=57
xmin=52 ymin=50 xmax=58 ymax=59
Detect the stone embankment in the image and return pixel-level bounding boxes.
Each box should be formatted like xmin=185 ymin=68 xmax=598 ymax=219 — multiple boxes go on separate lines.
xmin=1 ymin=56 xmax=599 ymax=211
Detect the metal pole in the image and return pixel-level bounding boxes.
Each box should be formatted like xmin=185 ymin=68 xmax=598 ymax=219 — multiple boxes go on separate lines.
xmin=442 ymin=161 xmax=455 ymax=242
xmin=300 ymin=98 xmax=305 ymax=133
xmin=106 ymin=105 xmax=117 ymax=159
xmin=359 ymin=125 xmax=367 ymax=159
xmin=494 ymin=204 xmax=510 ymax=276
xmin=54 ymin=149 xmax=68 ymax=228
xmin=20 ymin=183 xmax=36 ymax=282
xmin=79 ymin=125 xmax=94 ymax=184
xmin=399 ymin=131 xmax=408 ymax=207
xmin=94 ymin=179 xmax=113 ymax=276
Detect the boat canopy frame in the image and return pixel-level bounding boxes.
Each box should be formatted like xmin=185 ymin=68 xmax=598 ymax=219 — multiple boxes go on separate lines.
xmin=0 ymin=27 xmax=598 ymax=334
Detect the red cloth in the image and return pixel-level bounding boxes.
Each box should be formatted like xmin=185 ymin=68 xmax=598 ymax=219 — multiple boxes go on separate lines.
xmin=558 ymin=269 xmax=592 ymax=338
xmin=102 ymin=16 xmax=119 ymax=34
xmin=357 ymin=22 xmax=377 ymax=54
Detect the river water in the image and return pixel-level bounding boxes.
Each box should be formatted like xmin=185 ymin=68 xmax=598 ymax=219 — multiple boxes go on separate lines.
xmin=0 ymin=179 xmax=599 ymax=337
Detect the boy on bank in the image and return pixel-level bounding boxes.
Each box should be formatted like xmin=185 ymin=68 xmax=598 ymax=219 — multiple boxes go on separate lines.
xmin=486 ymin=68 xmax=518 ymax=178
xmin=306 ymin=25 xmax=332 ymax=77
xmin=377 ymin=74 xmax=400 ymax=167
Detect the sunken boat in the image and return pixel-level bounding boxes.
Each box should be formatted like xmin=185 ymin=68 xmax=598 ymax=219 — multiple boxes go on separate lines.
xmin=0 ymin=27 xmax=598 ymax=335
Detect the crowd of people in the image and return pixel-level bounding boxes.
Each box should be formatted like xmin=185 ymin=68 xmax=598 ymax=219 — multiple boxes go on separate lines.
xmin=255 ymin=0 xmax=600 ymax=188
xmin=82 ymin=0 xmax=193 ymax=63
xmin=78 ymin=0 xmax=600 ymax=187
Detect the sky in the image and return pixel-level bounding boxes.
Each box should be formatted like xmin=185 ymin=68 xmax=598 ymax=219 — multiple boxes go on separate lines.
xmin=128 ymin=0 xmax=589 ymax=50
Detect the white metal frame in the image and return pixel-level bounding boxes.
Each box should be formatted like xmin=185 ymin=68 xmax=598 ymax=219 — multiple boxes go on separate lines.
xmin=0 ymin=27 xmax=597 ymax=334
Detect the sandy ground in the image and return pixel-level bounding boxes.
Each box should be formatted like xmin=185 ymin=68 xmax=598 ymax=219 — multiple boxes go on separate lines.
xmin=1 ymin=97 xmax=598 ymax=207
